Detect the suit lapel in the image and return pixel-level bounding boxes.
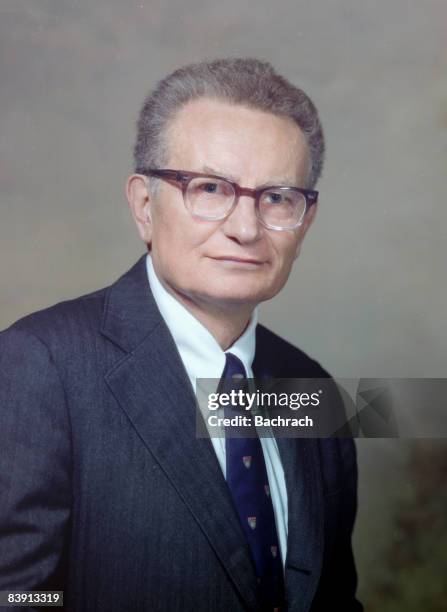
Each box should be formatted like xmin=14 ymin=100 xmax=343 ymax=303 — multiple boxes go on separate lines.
xmin=253 ymin=345 xmax=324 ymax=611
xmin=101 ymin=256 xmax=259 ymax=610
xmin=275 ymin=439 xmax=324 ymax=611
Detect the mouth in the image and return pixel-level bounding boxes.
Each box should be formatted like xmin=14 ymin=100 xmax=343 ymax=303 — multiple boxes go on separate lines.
xmin=210 ymin=256 xmax=267 ymax=267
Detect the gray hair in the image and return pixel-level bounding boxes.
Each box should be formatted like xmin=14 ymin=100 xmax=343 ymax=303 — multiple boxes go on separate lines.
xmin=134 ymin=57 xmax=325 ymax=189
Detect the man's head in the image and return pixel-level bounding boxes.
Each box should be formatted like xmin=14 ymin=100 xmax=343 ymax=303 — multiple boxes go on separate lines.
xmin=127 ymin=58 xmax=325 ymax=318
xmin=133 ymin=57 xmax=324 ymax=190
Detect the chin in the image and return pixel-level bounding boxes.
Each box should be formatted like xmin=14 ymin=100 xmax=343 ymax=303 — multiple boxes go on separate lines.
xmin=185 ymin=275 xmax=278 ymax=308
xmin=203 ymin=286 xmax=274 ymax=308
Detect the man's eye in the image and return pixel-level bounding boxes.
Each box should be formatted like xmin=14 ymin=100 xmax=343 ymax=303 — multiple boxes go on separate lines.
xmin=200 ymin=182 xmax=219 ymax=194
xmin=266 ymin=192 xmax=284 ymax=204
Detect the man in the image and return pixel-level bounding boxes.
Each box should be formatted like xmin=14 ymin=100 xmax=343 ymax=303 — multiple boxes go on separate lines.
xmin=0 ymin=58 xmax=362 ymax=611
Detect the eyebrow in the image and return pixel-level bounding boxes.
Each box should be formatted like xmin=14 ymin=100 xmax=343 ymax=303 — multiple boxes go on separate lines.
xmin=201 ymin=165 xmax=298 ymax=188
xmin=202 ymin=165 xmax=238 ymax=182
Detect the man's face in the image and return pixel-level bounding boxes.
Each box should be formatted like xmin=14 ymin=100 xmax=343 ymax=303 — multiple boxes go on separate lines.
xmin=139 ymin=98 xmax=315 ymax=312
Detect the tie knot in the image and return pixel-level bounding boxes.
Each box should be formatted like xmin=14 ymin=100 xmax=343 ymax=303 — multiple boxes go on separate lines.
xmin=223 ymin=352 xmax=247 ymax=381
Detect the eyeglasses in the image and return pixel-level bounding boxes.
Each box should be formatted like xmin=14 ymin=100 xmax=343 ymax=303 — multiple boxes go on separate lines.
xmin=140 ymin=168 xmax=318 ymax=231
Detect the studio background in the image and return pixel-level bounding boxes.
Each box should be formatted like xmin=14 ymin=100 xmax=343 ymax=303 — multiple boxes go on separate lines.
xmin=1 ymin=1 xmax=446 ymax=609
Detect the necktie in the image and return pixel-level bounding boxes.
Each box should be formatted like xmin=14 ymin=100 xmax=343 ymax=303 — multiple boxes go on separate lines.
xmin=221 ymin=352 xmax=284 ymax=611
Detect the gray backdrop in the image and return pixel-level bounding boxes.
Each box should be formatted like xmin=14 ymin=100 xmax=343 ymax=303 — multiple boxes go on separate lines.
xmin=1 ymin=1 xmax=446 ymax=608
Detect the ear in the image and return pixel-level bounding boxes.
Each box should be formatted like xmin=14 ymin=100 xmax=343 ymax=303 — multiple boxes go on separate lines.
xmin=126 ymin=174 xmax=152 ymax=245
xmin=294 ymin=202 xmax=318 ymax=259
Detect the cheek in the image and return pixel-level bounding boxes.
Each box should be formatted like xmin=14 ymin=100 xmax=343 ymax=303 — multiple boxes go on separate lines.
xmin=151 ymin=206 xmax=217 ymax=260
xmin=271 ymin=233 xmax=301 ymax=272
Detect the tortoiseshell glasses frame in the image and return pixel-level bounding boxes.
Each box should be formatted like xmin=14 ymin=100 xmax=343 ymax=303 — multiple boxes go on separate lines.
xmin=139 ymin=168 xmax=318 ymax=231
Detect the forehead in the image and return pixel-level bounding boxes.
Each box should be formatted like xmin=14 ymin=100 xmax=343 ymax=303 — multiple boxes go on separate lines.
xmin=165 ymin=97 xmax=310 ymax=185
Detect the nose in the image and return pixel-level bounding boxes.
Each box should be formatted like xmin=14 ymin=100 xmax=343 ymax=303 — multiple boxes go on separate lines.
xmin=221 ymin=194 xmax=263 ymax=244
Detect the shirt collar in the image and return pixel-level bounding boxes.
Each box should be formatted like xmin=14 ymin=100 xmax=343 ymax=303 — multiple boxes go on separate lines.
xmin=145 ymin=254 xmax=257 ymax=389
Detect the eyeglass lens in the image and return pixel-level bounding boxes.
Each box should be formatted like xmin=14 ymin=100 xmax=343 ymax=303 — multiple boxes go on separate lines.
xmin=185 ymin=177 xmax=306 ymax=229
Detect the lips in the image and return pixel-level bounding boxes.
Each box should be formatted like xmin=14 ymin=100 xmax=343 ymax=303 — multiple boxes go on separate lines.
xmin=211 ymin=256 xmax=265 ymax=265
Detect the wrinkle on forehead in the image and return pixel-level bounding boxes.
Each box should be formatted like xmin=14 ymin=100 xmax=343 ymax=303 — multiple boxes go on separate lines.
xmin=164 ymin=97 xmax=310 ymax=187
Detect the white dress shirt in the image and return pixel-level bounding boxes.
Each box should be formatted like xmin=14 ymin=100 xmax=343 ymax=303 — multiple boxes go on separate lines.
xmin=146 ymin=254 xmax=288 ymax=567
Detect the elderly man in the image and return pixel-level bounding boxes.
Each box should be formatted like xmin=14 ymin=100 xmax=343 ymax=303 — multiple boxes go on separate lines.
xmin=0 ymin=58 xmax=362 ymax=611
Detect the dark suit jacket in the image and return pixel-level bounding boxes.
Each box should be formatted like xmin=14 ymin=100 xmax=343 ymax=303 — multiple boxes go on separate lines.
xmin=0 ymin=255 xmax=362 ymax=611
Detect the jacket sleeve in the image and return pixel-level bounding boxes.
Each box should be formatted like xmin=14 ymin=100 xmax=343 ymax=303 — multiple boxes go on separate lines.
xmin=0 ymin=327 xmax=71 ymax=599
xmin=311 ymin=438 xmax=363 ymax=611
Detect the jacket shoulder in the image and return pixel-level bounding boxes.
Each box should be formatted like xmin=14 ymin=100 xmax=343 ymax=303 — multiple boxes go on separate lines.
xmin=254 ymin=323 xmax=331 ymax=378
xmin=2 ymin=286 xmax=107 ymax=348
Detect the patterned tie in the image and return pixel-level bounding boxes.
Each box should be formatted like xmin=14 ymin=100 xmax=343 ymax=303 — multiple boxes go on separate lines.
xmin=221 ymin=352 xmax=284 ymax=611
